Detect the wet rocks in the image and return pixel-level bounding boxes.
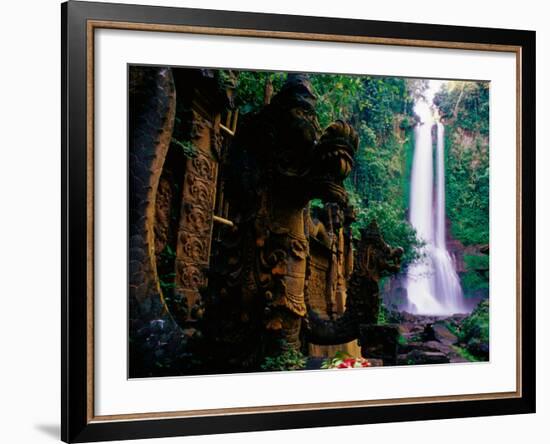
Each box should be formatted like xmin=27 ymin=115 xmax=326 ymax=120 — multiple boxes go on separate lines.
xmin=396 ymin=312 xmax=472 ymax=365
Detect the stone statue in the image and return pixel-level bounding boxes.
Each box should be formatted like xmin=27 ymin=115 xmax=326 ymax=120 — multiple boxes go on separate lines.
xmin=352 ymin=220 xmax=404 ymax=323
xmin=305 ymin=202 xmax=360 ymax=358
xmin=305 ymin=219 xmax=403 ymax=349
xmin=206 ymin=74 xmax=359 ymax=366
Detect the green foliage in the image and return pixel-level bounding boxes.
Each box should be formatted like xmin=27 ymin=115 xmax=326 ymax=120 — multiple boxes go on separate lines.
xmin=445 ymin=134 xmax=489 ymax=245
xmin=444 ymin=319 xmax=459 ymax=337
xmin=309 ymin=74 xmax=414 ymax=142
xmin=461 ymin=255 xmax=489 ymax=295
xmin=309 ymin=74 xmax=365 ymax=129
xmin=351 ymin=199 xmax=421 ymax=266
xmin=309 ymin=198 xmax=324 ymax=210
xmin=435 ymin=81 xmax=490 ymax=293
xmin=260 ymin=346 xmax=306 ymax=371
xmin=401 ymin=132 xmax=416 ymax=210
xmin=234 ymin=70 xmax=287 ymax=115
xmin=321 ymin=351 xmax=353 ymax=369
xmin=457 ymin=299 xmax=489 ymax=359
xmin=434 ymin=82 xmax=489 ymax=135
xmin=171 ymin=138 xmax=198 ymax=158
xmin=377 ymin=298 xmax=388 ymax=325
xmin=158 ymin=245 xmax=177 ymax=293
xmin=435 ymin=81 xmax=489 ymax=245
xmin=451 ymin=345 xmax=481 ymax=362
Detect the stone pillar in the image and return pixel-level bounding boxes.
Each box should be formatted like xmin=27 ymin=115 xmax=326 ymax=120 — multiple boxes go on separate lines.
xmin=175 ymin=109 xmax=219 ymax=323
xmin=170 ymin=69 xmax=236 ymax=327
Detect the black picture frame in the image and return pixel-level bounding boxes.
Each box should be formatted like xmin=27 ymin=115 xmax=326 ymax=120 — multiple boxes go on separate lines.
xmin=62 ymin=1 xmax=536 ymax=442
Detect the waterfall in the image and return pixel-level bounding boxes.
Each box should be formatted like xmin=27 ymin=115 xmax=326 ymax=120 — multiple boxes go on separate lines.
xmin=405 ymin=87 xmax=465 ymax=315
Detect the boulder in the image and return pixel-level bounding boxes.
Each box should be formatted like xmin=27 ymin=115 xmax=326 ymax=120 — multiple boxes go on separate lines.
xmin=433 ymin=323 xmax=458 ymax=346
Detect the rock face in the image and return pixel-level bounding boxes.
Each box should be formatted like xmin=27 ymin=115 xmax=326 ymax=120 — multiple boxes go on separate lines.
xmin=128 ymin=67 xmax=189 ymax=378
xmin=128 ymin=66 xmax=176 ymax=323
xmin=128 ymin=66 xmax=238 ymax=377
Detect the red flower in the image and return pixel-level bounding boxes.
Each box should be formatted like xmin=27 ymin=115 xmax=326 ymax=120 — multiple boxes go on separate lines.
xmin=360 ymin=360 xmax=372 ymax=367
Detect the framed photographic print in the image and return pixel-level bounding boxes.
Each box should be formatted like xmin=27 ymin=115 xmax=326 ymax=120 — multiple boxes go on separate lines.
xmin=61 ymin=0 xmax=536 ymax=442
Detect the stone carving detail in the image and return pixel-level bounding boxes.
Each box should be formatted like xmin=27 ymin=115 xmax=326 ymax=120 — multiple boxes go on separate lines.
xmin=206 ymin=74 xmax=360 ymax=365
xmin=305 ymin=203 xmax=364 ymax=357
xmin=154 ymin=175 xmax=173 ymax=261
xmin=180 ymin=204 xmax=212 ymax=236
xmin=190 ymin=111 xmax=211 ymax=140
xmin=211 ymin=131 xmax=224 ymax=158
xmin=177 ymin=261 xmax=206 ymax=289
xmin=178 ymin=232 xmax=209 ymax=263
xmin=174 ymin=114 xmax=219 ymax=320
xmin=189 ymin=153 xmax=216 ymax=182
xmin=306 ymin=256 xmax=329 ymax=315
xmin=352 ymin=219 xmax=404 ymax=324
xmin=304 ymin=219 xmax=403 ymax=347
xmin=184 ymin=175 xmax=214 ymax=206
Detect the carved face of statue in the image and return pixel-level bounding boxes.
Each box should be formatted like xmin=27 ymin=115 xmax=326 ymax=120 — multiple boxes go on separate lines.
xmin=310 ymin=120 xmax=359 ymax=203
xmin=230 ymin=74 xmax=358 ymax=207
xmin=270 ymin=87 xmax=358 ymax=204
xmin=270 ymin=75 xmax=322 ymax=182
xmin=273 ymin=101 xmax=321 ymax=180
xmin=358 ymin=221 xmax=404 ymax=278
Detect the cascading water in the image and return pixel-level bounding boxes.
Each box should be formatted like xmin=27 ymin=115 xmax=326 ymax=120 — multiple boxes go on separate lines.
xmin=405 ymin=84 xmax=465 ymax=315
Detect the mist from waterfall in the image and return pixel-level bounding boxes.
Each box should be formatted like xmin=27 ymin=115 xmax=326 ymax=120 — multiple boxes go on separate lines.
xmin=405 ymin=82 xmax=466 ymax=315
